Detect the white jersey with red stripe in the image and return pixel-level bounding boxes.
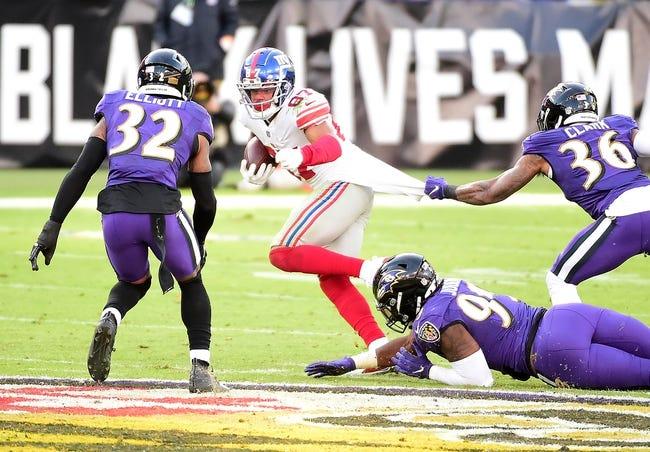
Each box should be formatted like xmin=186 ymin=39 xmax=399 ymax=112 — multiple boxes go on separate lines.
xmin=238 ymin=87 xmax=424 ymax=199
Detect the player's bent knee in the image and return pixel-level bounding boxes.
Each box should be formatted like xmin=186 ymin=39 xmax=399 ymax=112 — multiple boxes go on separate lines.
xmin=178 ymin=273 xmax=203 ymax=288
xmin=128 ymin=273 xmax=152 ymax=286
xmin=117 ymin=276 xmax=151 ymax=299
xmin=178 ymin=269 xmax=200 ymax=283
xmin=131 ymin=276 xmax=152 ymax=299
xmin=269 ymin=246 xmax=293 ymax=272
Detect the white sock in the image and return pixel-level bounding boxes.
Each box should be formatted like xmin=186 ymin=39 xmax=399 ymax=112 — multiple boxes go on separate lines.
xmin=359 ymin=257 xmax=385 ymax=287
xmin=190 ymin=349 xmax=210 ymax=364
xmin=368 ymin=336 xmax=389 ymax=353
xmin=101 ymin=308 xmax=122 ymax=326
xmin=546 ymin=271 xmax=582 ymax=305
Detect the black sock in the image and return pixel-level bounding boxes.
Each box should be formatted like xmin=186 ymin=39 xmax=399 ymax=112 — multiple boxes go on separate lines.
xmin=104 ymin=278 xmax=151 ymax=319
xmin=179 ymin=275 xmax=212 ymax=350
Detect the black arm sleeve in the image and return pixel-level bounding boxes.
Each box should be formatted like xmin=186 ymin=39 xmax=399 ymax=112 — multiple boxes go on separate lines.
xmin=50 ymin=137 xmax=106 ymax=223
xmin=188 ymin=171 xmax=217 ymax=245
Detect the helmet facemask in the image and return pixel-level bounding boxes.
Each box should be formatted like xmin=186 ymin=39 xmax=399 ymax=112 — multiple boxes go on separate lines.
xmin=237 ymin=48 xmax=296 ymax=121
xmin=378 ymin=292 xmax=426 ymax=333
xmin=237 ymin=79 xmax=293 ymax=120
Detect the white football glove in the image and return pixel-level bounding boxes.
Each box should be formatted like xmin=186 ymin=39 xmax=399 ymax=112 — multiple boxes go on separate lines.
xmin=240 ymin=159 xmax=274 ymax=185
xmin=275 ymin=148 xmax=304 ymax=172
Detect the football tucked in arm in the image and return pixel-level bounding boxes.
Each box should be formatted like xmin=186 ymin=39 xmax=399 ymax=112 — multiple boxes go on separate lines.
xmin=243 ymin=137 xmax=276 ymax=170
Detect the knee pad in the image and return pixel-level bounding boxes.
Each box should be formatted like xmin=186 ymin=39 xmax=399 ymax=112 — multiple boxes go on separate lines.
xmin=546 ymin=271 xmax=582 ymax=305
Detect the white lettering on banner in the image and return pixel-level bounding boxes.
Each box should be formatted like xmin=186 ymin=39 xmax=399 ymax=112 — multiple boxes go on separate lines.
xmin=415 ymin=29 xmax=471 ymax=144
xmin=53 ymin=26 xmax=94 ymax=145
xmin=331 ymin=28 xmax=355 ymax=141
xmin=354 ymin=28 xmax=411 ymax=144
xmin=0 ymin=24 xmax=50 ymax=144
xmin=470 ymin=29 xmax=528 ymax=143
xmin=220 ymin=25 xmax=259 ymax=144
xmin=558 ymin=29 xmax=633 ymax=116
xmin=104 ymin=26 xmax=140 ymax=93
xmin=0 ymin=24 xmax=647 ymax=150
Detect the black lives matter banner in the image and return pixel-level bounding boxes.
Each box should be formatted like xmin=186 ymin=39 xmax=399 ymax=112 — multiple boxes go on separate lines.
xmin=1 ymin=0 xmax=649 ymax=168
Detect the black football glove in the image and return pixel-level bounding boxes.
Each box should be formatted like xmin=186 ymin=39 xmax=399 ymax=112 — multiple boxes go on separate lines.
xmin=29 ymin=220 xmax=62 ymax=271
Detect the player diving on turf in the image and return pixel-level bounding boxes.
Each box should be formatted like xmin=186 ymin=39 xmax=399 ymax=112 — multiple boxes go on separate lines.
xmin=29 ymin=49 xmax=224 ymax=393
xmin=424 ymin=82 xmax=650 ymax=306
xmin=236 ymin=47 xmax=425 ymax=355
xmin=306 ymin=253 xmax=650 ymax=390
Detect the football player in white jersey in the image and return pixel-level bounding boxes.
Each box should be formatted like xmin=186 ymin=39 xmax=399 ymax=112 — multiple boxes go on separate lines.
xmin=237 ymin=47 xmax=423 ymax=353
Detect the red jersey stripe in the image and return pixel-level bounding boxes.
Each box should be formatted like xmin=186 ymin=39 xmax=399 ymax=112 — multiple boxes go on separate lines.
xmin=296 ymin=106 xmax=331 ymax=129
xmin=296 ymin=101 xmax=329 ymax=118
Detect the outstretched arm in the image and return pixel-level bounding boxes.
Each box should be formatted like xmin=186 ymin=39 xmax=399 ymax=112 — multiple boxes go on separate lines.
xmin=426 ymin=154 xmax=547 ymax=205
xmin=29 ymin=119 xmax=107 ymax=270
xmin=304 ymin=336 xmax=412 ymax=378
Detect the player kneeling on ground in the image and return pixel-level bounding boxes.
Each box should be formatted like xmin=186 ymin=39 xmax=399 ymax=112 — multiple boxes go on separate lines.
xmin=29 ymin=48 xmax=224 ymax=393
xmin=306 ymin=253 xmax=650 ymax=390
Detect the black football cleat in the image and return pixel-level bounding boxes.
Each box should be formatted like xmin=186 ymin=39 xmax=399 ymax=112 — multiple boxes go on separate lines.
xmin=87 ymin=312 xmax=118 ymax=382
xmin=189 ymin=359 xmax=228 ymax=393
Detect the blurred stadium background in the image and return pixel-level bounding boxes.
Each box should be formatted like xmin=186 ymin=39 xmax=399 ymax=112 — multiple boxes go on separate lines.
xmin=2 ymin=0 xmax=649 ymax=171
xmin=0 ymin=1 xmax=649 ymax=450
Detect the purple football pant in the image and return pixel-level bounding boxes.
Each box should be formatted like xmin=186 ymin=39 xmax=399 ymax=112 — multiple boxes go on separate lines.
xmin=102 ymin=211 xmax=201 ymax=282
xmin=551 ymin=212 xmax=650 ymax=285
xmin=532 ymin=304 xmax=650 ymax=389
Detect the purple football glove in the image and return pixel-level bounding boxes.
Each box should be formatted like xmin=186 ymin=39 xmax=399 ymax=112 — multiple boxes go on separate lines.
xmin=305 ymin=357 xmax=356 ymax=378
xmin=424 ymin=176 xmax=448 ymax=200
xmin=391 ymin=347 xmax=432 ymax=379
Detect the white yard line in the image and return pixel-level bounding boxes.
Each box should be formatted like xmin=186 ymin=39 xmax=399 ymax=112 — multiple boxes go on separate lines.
xmin=0 ymin=193 xmax=571 ymax=210
xmin=0 ymin=315 xmax=341 ymax=337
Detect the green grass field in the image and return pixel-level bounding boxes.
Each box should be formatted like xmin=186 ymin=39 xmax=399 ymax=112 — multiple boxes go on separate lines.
xmin=0 ymin=168 xmax=648 ymax=397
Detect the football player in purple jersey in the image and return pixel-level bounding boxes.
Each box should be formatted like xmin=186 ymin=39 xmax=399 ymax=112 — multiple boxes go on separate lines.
xmin=29 ymin=49 xmax=224 ymax=393
xmin=306 ymin=253 xmax=650 ymax=390
xmin=424 ymin=82 xmax=650 ymax=306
